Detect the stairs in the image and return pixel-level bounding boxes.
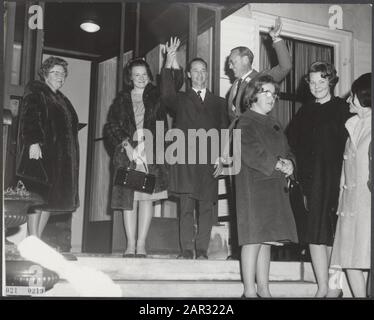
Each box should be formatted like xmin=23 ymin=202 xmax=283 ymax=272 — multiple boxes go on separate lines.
xmin=43 ymin=254 xmax=317 ymax=298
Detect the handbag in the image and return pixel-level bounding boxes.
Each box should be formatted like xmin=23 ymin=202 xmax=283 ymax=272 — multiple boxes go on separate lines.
xmin=114 ymin=158 xmax=156 ymax=194
xmin=16 ymin=146 xmax=50 ymax=186
xmin=287 ymin=174 xmax=308 ymax=243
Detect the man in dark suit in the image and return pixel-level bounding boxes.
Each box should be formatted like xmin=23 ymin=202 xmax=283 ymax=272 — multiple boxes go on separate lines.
xmin=161 ymin=38 xmax=229 ymax=259
xmin=227 ymin=17 xmax=292 ymax=122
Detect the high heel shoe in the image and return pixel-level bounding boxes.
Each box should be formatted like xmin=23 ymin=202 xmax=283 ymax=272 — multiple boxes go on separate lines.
xmin=123 ymin=252 xmax=135 ymax=258
xmin=241 ymin=294 xmax=257 ymax=299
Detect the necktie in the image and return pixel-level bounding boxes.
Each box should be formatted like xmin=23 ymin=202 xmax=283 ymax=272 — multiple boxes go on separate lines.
xmin=233 ymin=78 xmax=242 ymax=107
xmin=197 ymin=90 xmax=203 ymax=103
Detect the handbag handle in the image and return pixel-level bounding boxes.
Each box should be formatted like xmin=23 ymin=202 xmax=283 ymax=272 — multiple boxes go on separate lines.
xmin=132 ymin=157 xmax=149 ymax=173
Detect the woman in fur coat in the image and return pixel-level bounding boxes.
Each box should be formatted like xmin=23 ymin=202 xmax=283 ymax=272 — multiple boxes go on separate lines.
xmin=104 ymin=58 xmax=182 ymax=258
xmin=16 ymin=56 xmax=80 ymax=239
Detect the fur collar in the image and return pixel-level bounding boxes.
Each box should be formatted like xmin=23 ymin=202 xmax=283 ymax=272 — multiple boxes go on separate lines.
xmin=25 ymin=80 xmax=66 ymax=99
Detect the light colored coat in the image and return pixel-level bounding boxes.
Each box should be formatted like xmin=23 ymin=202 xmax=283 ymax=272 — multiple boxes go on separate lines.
xmin=331 ymin=109 xmax=371 ymax=269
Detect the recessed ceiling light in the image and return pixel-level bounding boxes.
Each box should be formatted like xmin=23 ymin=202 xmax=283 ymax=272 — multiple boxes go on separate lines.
xmin=80 ymin=21 xmax=100 ymax=33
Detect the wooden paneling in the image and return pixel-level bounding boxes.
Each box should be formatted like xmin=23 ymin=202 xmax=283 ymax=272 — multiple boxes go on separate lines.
xmin=354 ymin=39 xmax=371 ymax=80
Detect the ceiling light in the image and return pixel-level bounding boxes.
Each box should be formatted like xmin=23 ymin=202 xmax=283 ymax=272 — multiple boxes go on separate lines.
xmin=80 ymin=20 xmax=100 ymax=33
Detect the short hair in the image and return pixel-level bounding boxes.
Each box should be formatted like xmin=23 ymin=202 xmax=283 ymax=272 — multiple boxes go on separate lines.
xmin=304 ymin=61 xmax=339 ymax=91
xmin=351 ymin=73 xmax=371 ymax=108
xmin=123 ymin=58 xmax=153 ymax=88
xmin=242 ymin=74 xmax=280 ymax=112
xmin=38 ymin=56 xmax=68 ymax=80
xmin=230 ymin=46 xmax=254 ymax=66
xmin=187 ymin=58 xmax=208 ymax=73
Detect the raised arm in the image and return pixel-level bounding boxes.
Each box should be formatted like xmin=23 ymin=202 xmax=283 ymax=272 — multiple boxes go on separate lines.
xmin=265 ymin=17 xmax=292 ymax=82
xmin=161 ymin=37 xmax=183 ymax=114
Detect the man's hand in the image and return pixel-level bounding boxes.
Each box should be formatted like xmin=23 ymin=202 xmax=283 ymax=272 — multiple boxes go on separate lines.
xmin=269 ymin=16 xmax=282 ymax=40
xmin=29 ymin=143 xmax=42 ymax=159
xmin=165 ymin=37 xmax=181 ymax=68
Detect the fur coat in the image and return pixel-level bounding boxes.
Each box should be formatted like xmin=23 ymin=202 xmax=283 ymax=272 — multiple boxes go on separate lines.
xmin=16 ymin=80 xmax=80 ymax=213
xmin=104 ymin=74 xmax=182 ymax=210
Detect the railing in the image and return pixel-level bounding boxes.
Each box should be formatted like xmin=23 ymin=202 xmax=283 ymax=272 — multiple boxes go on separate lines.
xmin=3 ymin=109 xmax=13 ymax=178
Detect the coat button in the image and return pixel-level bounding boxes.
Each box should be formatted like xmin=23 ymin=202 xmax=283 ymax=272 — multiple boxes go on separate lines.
xmin=343 ymin=185 xmax=348 ymax=189
xmin=343 ymin=154 xmax=348 ymax=160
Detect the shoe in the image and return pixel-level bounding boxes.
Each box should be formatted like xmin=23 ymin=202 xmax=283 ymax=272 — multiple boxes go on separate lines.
xmin=226 ymin=254 xmax=240 ymax=260
xmin=177 ymin=250 xmax=194 ymax=259
xmin=241 ymin=294 xmax=256 ymax=299
xmin=62 ymin=253 xmax=77 ymax=261
xmin=196 ymin=250 xmax=208 ymax=260
xmin=123 ymin=252 xmax=135 ymax=258
xmin=135 ymin=253 xmax=147 ymax=258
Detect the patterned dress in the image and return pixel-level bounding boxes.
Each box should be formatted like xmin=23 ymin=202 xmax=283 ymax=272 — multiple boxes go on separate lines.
xmin=132 ymin=91 xmax=167 ymax=202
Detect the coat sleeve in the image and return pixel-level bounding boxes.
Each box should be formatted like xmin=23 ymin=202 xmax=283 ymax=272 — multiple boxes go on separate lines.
xmin=285 ymin=105 xmax=304 ymax=155
xmin=220 ymin=97 xmax=230 ymax=129
xmin=160 ymin=68 xmax=182 ymax=115
xmin=263 ymin=40 xmax=292 ymax=83
xmin=19 ymin=93 xmax=46 ymax=146
xmin=103 ymin=95 xmax=130 ymax=150
xmin=241 ymin=124 xmax=278 ymax=176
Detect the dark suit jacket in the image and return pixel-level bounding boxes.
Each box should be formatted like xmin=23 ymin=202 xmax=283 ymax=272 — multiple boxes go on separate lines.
xmin=161 ymin=68 xmax=229 ymax=202
xmin=228 ymin=39 xmax=292 ymax=122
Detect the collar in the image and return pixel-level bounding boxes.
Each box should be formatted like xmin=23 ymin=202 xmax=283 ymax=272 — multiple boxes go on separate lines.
xmin=345 ymin=108 xmax=371 ymax=138
xmin=240 ymin=69 xmax=253 ymax=81
xmin=192 ymin=87 xmax=207 ymax=101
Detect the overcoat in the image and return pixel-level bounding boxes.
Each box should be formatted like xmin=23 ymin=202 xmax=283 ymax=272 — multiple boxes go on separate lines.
xmin=160 ymin=68 xmax=229 ymax=203
xmin=331 ymin=110 xmax=371 ymax=269
xmin=104 ymin=75 xmax=182 ymax=210
xmin=234 ymin=109 xmax=298 ymax=245
xmin=287 ymin=97 xmax=351 ymax=245
xmin=16 ymin=80 xmax=80 ymax=212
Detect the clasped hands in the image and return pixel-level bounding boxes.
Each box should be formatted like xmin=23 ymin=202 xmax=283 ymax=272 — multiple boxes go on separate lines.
xmin=275 ymin=157 xmax=294 ymax=178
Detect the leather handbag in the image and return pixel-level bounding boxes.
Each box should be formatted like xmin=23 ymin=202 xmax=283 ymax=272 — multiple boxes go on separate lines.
xmin=114 ymin=159 xmax=155 ymax=194
xmin=16 ymin=147 xmax=50 ymax=186
xmin=287 ymin=175 xmax=307 ymax=243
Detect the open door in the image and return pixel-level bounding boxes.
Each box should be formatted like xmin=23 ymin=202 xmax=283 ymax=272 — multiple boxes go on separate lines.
xmin=82 ymin=52 xmax=132 ymax=253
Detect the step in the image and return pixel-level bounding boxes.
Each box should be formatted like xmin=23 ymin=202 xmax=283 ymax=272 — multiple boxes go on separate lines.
xmin=44 ymin=279 xmax=317 ymax=298
xmin=69 ymin=254 xmax=308 ymax=282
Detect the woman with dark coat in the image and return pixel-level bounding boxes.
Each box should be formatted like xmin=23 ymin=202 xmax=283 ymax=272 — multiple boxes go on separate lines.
xmin=287 ymin=62 xmax=352 ymax=297
xmin=235 ymin=75 xmax=298 ymax=298
xmin=16 ymin=56 xmax=80 ymax=238
xmin=104 ymin=58 xmax=182 ymax=258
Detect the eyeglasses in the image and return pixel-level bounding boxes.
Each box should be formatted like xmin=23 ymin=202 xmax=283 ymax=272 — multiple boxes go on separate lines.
xmin=49 ymin=71 xmax=66 ymax=78
xmin=258 ymin=89 xmax=279 ymax=100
